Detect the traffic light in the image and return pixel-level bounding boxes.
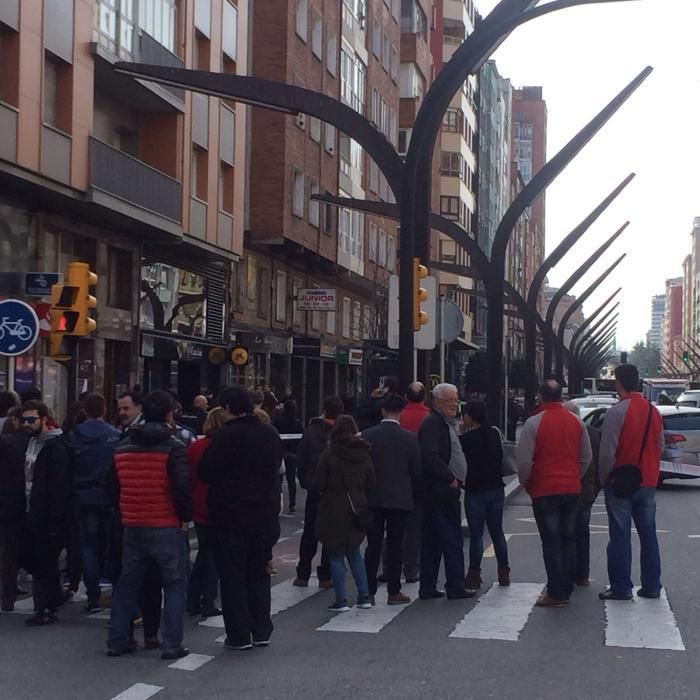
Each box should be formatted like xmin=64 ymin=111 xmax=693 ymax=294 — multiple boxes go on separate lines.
xmin=49 ymin=282 xmax=79 ymax=360
xmin=620 ymin=351 xmax=628 ymax=364
xmin=67 ymin=262 xmax=98 ymax=336
xmin=413 ymin=258 xmax=429 ymax=331
xmin=683 ymin=350 xmax=690 ymax=363
xmin=656 ymin=366 xmax=662 ymax=375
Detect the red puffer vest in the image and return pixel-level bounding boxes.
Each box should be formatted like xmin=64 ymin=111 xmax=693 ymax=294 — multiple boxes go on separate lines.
xmin=115 ymin=450 xmax=180 ymax=527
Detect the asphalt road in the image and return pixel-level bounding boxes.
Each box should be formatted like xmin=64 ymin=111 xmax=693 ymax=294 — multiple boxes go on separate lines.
xmin=2 ymin=480 xmax=700 ymax=700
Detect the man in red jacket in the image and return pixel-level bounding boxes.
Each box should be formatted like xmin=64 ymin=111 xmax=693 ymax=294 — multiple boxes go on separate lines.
xmin=517 ymin=380 xmax=592 ymax=607
xmin=598 ymin=363 xmax=663 ymax=601
xmin=106 ymin=391 xmax=192 ymax=660
xmin=400 ymin=382 xmax=430 ymax=434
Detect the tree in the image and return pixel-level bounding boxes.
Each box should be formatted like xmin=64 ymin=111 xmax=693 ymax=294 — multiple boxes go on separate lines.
xmin=628 ymin=341 xmax=661 ymax=378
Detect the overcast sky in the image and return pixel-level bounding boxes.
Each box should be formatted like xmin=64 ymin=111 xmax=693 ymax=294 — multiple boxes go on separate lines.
xmin=476 ymin=0 xmax=700 ymax=349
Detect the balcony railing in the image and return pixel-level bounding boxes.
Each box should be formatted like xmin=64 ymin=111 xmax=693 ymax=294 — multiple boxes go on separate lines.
xmin=90 ymin=137 xmax=182 ymax=222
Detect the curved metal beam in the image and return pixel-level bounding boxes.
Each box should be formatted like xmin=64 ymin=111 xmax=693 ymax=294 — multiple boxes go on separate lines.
xmin=569 ymin=287 xmax=622 ymax=358
xmin=112 ymin=64 xmax=406 ymax=199
xmin=554 ymin=253 xmax=626 ymax=379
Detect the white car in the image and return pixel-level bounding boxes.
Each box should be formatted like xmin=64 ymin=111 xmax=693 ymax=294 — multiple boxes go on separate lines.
xmin=568 ymin=395 xmax=618 ymax=420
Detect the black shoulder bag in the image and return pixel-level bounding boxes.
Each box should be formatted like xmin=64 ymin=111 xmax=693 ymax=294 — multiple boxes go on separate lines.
xmin=340 ymin=467 xmax=373 ymax=530
xmin=610 ymin=402 xmax=653 ymax=498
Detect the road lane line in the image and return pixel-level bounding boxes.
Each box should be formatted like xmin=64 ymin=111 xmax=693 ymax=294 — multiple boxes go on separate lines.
xmin=450 ymin=583 xmax=544 ymax=641
xmin=688 ymin=535 xmax=700 ymax=538
xmin=317 ymin=583 xmax=420 ymax=634
xmin=604 ymin=588 xmax=685 ymax=651
xmin=110 ymin=683 xmax=163 ymax=700
xmin=168 ymin=653 xmax=214 ymax=671
xmin=204 ymin=577 xmax=327 ymax=628
xmin=483 ymin=534 xmax=513 ymax=558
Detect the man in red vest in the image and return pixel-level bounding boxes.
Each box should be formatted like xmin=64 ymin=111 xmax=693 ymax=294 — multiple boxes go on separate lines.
xmin=517 ymin=380 xmax=592 ymax=607
xmin=598 ymin=363 xmax=663 ymax=601
xmin=107 ymin=391 xmax=192 ymax=660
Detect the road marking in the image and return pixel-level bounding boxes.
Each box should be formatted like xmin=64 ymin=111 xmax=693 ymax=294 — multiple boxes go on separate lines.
xmin=202 ymin=577 xmax=326 ymax=628
xmin=483 ymin=534 xmax=514 ymax=558
xmin=293 ymin=528 xmax=304 ymax=535
xmin=317 ymin=582 xmax=420 ymax=634
xmin=168 ymin=653 xmax=214 ymax=671
xmin=110 ymin=683 xmax=163 ymax=700
xmin=604 ymin=588 xmax=685 ymax=651
xmin=9 ymin=597 xmax=35 ymax=615
xmin=276 ymin=537 xmax=290 ymax=544
xmin=449 ymin=583 xmax=544 ymax=641
xmin=688 ymin=535 xmax=700 ymax=538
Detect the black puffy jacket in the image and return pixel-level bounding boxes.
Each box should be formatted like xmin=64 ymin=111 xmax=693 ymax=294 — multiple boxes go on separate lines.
xmin=296 ymin=418 xmax=334 ymax=490
xmin=0 ymin=432 xmax=28 ymax=523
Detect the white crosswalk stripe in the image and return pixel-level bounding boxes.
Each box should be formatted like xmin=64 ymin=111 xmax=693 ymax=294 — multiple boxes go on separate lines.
xmin=317 ymin=583 xmax=420 ymax=634
xmin=168 ymin=653 xmax=215 ymax=671
xmin=604 ymin=588 xmax=685 ymax=651
xmin=450 ymin=583 xmax=544 ymax=641
xmin=110 ymin=683 xmax=163 ymax=700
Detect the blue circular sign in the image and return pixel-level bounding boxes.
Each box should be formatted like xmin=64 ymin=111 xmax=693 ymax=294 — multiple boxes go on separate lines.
xmin=0 ymin=299 xmax=40 ymax=356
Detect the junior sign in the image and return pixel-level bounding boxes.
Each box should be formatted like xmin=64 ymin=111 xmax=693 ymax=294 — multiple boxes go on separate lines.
xmin=297 ymin=288 xmax=337 ymax=311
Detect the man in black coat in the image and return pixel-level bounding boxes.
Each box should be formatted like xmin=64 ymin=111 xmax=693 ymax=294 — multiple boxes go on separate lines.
xmin=20 ymin=400 xmax=73 ymax=626
xmin=417 ymin=384 xmax=471 ymax=601
xmin=293 ymin=396 xmax=344 ymax=588
xmin=362 ymin=394 xmax=421 ymax=606
xmin=198 ymin=386 xmax=283 ymax=650
xmin=0 ymin=426 xmax=28 ymax=611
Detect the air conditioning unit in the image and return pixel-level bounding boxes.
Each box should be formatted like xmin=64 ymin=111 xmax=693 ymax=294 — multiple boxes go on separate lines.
xmin=296 ymin=113 xmax=306 ymax=129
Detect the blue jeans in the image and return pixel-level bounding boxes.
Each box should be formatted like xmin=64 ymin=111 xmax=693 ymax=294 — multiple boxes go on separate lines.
xmin=604 ymin=485 xmax=661 ymax=595
xmin=532 ymin=494 xmax=579 ymax=600
xmin=465 ymin=488 xmax=509 ymax=570
xmin=329 ymin=547 xmax=369 ymax=604
xmin=187 ymin=523 xmax=219 ymax=613
xmin=108 ymin=527 xmax=188 ymax=654
xmin=79 ymin=506 xmax=108 ymax=605
xmin=419 ymin=491 xmax=466 ymax=596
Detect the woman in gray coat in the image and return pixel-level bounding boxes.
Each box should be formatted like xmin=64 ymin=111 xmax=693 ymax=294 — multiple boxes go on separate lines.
xmin=315 ymin=415 xmax=375 ymax=612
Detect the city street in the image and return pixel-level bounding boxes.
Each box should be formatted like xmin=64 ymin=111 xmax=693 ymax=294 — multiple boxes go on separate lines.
xmin=2 ymin=480 xmax=700 ymax=700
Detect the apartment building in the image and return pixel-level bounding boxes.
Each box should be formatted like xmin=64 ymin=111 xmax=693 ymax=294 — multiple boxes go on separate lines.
xmin=0 ymin=0 xmax=248 ymax=415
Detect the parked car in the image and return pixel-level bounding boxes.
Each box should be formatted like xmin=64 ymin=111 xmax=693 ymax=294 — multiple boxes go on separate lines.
xmin=569 ymin=395 xmax=618 ymax=421
xmin=675 ymin=390 xmax=700 ymax=408
xmin=583 ymin=404 xmax=700 ymax=483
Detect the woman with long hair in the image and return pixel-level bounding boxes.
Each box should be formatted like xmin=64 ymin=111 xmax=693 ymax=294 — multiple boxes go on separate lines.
xmin=459 ymin=400 xmax=510 ymax=590
xmin=186 ymin=407 xmax=226 ymax=618
xmin=315 ymin=415 xmax=375 ymax=612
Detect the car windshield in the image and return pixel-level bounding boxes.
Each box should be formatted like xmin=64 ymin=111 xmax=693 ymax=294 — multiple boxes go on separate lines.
xmin=663 ymin=414 xmax=700 ymax=431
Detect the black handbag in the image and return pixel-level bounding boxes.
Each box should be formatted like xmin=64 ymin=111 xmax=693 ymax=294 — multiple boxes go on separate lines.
xmin=610 ymin=402 xmax=653 ymax=498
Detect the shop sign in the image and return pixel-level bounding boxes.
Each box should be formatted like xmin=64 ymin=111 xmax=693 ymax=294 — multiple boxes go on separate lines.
xmin=297 ymin=288 xmax=337 ymax=311
xmin=293 ymin=337 xmax=320 ymax=357
xmin=320 ymin=341 xmax=337 ymax=359
xmin=349 ymin=348 xmax=364 ymax=366
xmin=25 ymin=272 xmax=61 ymax=298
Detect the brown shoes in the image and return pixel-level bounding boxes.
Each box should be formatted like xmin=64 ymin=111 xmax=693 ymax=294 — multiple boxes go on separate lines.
xmin=387 ymin=592 xmax=411 ymax=605
xmin=464 ymin=569 xmax=482 ymax=590
xmin=498 ymin=567 xmax=511 ymax=587
xmin=536 ymin=594 xmax=567 ymax=608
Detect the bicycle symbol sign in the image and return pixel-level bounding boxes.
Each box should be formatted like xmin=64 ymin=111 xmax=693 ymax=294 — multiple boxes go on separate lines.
xmin=0 ymin=299 xmax=40 ymax=356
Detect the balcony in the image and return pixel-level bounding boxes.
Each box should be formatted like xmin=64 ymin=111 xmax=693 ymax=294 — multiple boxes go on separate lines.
xmin=89 ymin=136 xmax=182 ymax=225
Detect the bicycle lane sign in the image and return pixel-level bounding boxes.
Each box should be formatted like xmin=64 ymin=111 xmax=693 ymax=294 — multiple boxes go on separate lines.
xmin=0 ymin=299 xmax=40 ymax=356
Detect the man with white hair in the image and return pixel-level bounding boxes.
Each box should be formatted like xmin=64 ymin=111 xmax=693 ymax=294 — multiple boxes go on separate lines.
xmin=416 ymin=384 xmax=472 ymax=600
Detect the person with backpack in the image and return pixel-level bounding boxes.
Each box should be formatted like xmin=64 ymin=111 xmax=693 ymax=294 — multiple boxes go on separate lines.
xmin=459 ymin=400 xmax=510 ymax=591
xmin=70 ymin=393 xmax=121 ymax=613
xmin=598 ymin=363 xmax=663 ymax=601
xmin=315 ymin=416 xmax=375 ymax=612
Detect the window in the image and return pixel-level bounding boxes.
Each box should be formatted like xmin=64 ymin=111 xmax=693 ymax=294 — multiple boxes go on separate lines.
xmin=369 ymin=159 xmax=379 ymax=193
xmin=401 ymin=0 xmax=428 ymax=39
xmin=342 ymin=297 xmax=351 ymax=337
xmin=390 ymin=45 xmax=398 ymax=82
xmin=391 ymin=0 xmax=400 ymax=22
xmin=257 ymin=266 xmax=270 ymax=319
xmin=382 ymin=33 xmax=391 ymax=72
xmin=363 ymin=304 xmax=372 ymax=339
xmin=324 ymin=124 xmax=336 ymax=154
xmin=387 ymin=235 xmax=396 ymax=271
xmin=43 ymin=57 xmax=59 ymax=127
xmin=371 ymin=87 xmax=380 ymax=126
xmin=108 ymin=246 xmax=133 ymax=310
xmin=340 ymin=48 xmax=366 ymax=114
xmin=398 ymin=128 xmax=411 ymax=156
xmin=440 ymin=195 xmax=460 ymax=220
xmin=219 ymin=162 xmax=234 ymax=214
xmin=378 ymin=229 xmax=387 ymax=267
xmin=222 ymin=1 xmax=238 ymax=61
xmin=443 ymin=108 xmax=461 ymax=132
xmin=372 ymin=18 xmax=381 ymax=58
xmin=138 ymin=0 xmax=176 ymax=53
xmin=399 ymin=63 xmax=425 ymax=100
xmin=326 ymin=308 xmax=336 ymax=335
xmin=311 ymin=303 xmax=320 ymax=331
xmin=296 ymin=0 xmax=308 ymax=40
xmin=380 ymin=98 xmax=389 ymax=137
xmin=352 ymin=301 xmax=361 ymax=339
xmin=246 ymin=256 xmax=257 ymax=306
xmin=439 ymin=237 xmax=456 ymax=264
xmin=275 ymin=271 xmax=287 ymax=322
xmin=323 ymin=199 xmax=335 ymax=235
xmin=441 ymin=151 xmax=463 ymax=178
xmin=311 ymin=11 xmax=323 ymax=59
xmin=327 ymin=32 xmax=337 ymax=76
xmin=369 ymin=222 xmax=378 ymax=262
xmin=309 ymin=180 xmax=320 ymax=228
xmin=292 ymin=169 xmax=304 ymax=218
xmin=310 ymin=116 xmax=321 ymax=143
xmin=389 ymin=108 xmax=398 ymax=147
xmin=0 ymin=26 xmax=19 ymax=107
xmin=191 ymin=145 xmax=208 ymax=200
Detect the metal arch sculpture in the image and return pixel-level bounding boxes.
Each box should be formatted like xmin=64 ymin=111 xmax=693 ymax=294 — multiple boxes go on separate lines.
xmin=553 ymin=253 xmax=626 ymax=381
xmin=578 ymin=320 xmax=618 ymax=366
xmin=114 ymin=0 xmax=646 ymax=400
xmin=568 ymin=288 xmax=621 ymax=356
xmin=541 ymin=221 xmax=629 ymax=379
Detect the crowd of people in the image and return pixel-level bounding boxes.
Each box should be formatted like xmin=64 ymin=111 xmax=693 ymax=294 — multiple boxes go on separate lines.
xmin=0 ymin=361 xmax=663 ymax=659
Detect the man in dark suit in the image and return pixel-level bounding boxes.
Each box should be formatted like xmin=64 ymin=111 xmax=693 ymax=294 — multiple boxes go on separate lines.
xmin=362 ymin=394 xmax=421 ymax=605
